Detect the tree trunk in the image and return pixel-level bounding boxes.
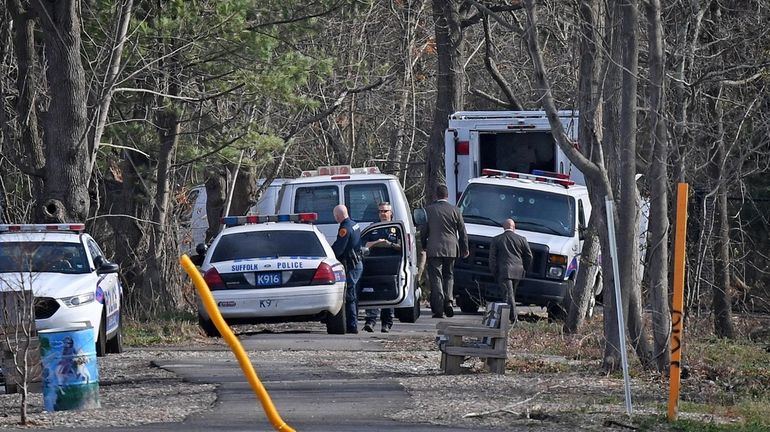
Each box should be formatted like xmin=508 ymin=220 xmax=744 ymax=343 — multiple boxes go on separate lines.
xmin=31 ymin=0 xmax=90 ymax=223
xmin=104 ymin=152 xmax=147 ymax=315
xmin=563 ymin=0 xmax=602 ymax=334
xmin=205 ymin=167 xmax=229 ymax=243
xmin=644 ymin=0 xmax=672 ymax=371
xmin=617 ymin=0 xmax=653 ymax=369
xmin=87 ymin=0 xmax=134 ymax=179
xmin=707 ymin=88 xmax=735 ymax=339
xmin=6 ymin=0 xmax=44 ymax=198
xmin=426 ymin=0 xmax=464 ymax=201
xmin=141 ymin=106 xmax=183 ymax=313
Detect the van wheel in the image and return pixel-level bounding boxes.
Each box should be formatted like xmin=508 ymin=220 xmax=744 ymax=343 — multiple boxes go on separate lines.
xmin=396 ymin=297 xmax=421 ymax=323
xmin=198 ymin=314 xmax=220 ymax=337
xmin=457 ymin=294 xmax=479 ymax=313
xmin=326 ymin=307 xmax=346 ymax=334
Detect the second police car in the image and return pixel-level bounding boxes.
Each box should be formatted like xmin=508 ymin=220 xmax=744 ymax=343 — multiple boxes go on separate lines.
xmin=197 ymin=213 xmax=350 ymax=335
xmin=0 ymin=224 xmax=123 ymax=356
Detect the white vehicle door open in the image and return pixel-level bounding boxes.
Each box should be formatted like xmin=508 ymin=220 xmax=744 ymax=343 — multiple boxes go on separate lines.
xmin=357 ymin=221 xmax=408 ymax=307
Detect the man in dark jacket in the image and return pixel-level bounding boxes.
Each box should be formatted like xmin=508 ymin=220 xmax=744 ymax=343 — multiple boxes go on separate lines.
xmin=421 ymin=185 xmax=468 ymax=318
xmin=489 ymin=219 xmax=533 ymax=324
xmin=331 ymin=204 xmax=363 ymax=334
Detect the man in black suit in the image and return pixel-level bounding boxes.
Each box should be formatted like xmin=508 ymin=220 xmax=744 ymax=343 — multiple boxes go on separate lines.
xmin=489 ymin=219 xmax=533 ymax=324
xmin=421 ymin=185 xmax=469 ymax=318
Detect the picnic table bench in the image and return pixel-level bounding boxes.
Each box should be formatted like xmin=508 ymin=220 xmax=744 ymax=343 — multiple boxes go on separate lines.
xmin=436 ymin=302 xmax=511 ymax=374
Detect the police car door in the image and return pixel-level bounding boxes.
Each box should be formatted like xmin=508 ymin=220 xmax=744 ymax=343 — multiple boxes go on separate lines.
xmin=85 ymin=237 xmax=121 ymax=337
xmin=358 ymin=221 xmax=408 ymax=307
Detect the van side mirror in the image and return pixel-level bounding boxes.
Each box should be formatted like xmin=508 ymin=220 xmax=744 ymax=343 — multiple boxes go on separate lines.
xmin=413 ymin=208 xmax=427 ymax=226
xmin=578 ymin=226 xmax=587 ymax=241
xmin=195 ymin=243 xmax=208 ymax=256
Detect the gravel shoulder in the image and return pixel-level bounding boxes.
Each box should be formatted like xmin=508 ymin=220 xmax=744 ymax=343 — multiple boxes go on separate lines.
xmin=0 ymin=320 xmax=752 ymax=430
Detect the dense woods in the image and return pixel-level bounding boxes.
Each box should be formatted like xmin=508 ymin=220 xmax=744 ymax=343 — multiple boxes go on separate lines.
xmin=1 ymin=0 xmax=768 ymax=371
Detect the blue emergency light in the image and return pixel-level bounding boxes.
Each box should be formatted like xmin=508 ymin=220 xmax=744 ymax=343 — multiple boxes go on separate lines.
xmin=220 ymin=213 xmax=318 ymax=227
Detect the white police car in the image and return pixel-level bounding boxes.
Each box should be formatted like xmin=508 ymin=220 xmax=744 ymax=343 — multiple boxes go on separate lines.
xmin=197 ymin=213 xmax=349 ymax=335
xmin=0 ymin=224 xmax=123 ymax=356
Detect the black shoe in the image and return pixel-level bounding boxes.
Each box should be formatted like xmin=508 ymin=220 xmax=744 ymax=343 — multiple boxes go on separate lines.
xmin=444 ymin=303 xmax=455 ymax=317
xmin=363 ymin=323 xmax=374 ymax=333
xmin=347 ymin=328 xmax=358 ymax=334
xmin=432 ymin=313 xmax=444 ymax=319
xmin=381 ymin=325 xmax=392 ymax=333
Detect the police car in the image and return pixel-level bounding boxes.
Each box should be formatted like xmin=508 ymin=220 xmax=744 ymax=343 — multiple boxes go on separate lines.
xmin=0 ymin=224 xmax=123 ymax=356
xmin=197 ymin=213 xmax=350 ymax=335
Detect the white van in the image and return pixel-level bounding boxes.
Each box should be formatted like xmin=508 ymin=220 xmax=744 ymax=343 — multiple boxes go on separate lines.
xmin=275 ymin=165 xmax=421 ymax=322
xmin=182 ymin=179 xmax=286 ymax=254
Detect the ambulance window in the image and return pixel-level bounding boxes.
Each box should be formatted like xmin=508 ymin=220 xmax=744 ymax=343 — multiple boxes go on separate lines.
xmin=295 ymin=186 xmax=339 ymax=224
xmin=578 ymin=199 xmax=586 ymax=228
xmin=344 ymin=184 xmax=390 ymax=223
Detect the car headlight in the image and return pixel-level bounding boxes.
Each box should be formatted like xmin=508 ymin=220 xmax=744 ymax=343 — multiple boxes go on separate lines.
xmin=547 ymin=266 xmax=564 ymax=278
xmin=61 ymin=292 xmax=95 ymax=307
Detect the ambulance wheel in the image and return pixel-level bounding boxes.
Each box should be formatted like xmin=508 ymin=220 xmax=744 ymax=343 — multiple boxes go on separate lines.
xmin=457 ymin=294 xmax=480 ymax=313
xmin=326 ymin=307 xmax=346 ymax=334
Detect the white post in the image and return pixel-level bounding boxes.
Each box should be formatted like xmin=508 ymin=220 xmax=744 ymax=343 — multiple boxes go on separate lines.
xmin=605 ymin=197 xmax=633 ymax=417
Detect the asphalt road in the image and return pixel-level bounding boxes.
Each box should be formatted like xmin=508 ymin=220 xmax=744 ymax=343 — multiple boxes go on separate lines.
xmin=69 ymin=306 xmax=548 ymax=432
xmin=97 ymin=306 xmax=520 ymax=432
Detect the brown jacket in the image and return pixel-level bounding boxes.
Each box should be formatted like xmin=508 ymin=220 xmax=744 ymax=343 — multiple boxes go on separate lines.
xmin=489 ymin=230 xmax=533 ymax=280
xmin=420 ymin=200 xmax=468 ymax=258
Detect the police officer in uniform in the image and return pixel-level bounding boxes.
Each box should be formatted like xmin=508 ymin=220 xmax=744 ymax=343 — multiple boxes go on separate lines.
xmin=362 ymin=202 xmax=401 ymax=333
xmin=331 ymin=204 xmax=363 ymax=334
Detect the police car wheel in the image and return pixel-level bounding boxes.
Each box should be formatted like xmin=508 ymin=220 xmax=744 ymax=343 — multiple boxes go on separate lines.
xmin=106 ymin=312 xmax=124 ymax=354
xmin=96 ymin=309 xmax=108 ymax=357
xmin=198 ymin=314 xmax=220 ymax=337
xmin=326 ymin=307 xmax=346 ymax=335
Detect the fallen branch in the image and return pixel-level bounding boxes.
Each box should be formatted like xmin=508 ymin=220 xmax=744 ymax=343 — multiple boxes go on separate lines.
xmin=463 ymin=391 xmax=543 ymax=418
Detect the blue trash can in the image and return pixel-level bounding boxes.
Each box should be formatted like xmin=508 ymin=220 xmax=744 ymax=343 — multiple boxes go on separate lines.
xmin=39 ymin=326 xmax=100 ymax=412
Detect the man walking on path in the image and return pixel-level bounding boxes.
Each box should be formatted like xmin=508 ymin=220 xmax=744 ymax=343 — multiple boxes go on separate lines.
xmin=421 ymin=185 xmax=468 ymax=318
xmin=362 ymin=202 xmax=400 ymax=333
xmin=332 ymin=205 xmax=363 ymax=334
xmin=489 ymin=219 xmax=532 ymax=324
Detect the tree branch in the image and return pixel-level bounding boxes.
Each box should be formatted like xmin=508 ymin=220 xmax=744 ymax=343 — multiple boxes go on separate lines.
xmin=481 ymin=13 xmax=524 ymax=110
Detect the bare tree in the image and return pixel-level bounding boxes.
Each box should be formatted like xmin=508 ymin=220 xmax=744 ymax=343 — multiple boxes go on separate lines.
xmin=426 ymin=0 xmax=465 ymax=198
xmin=643 ymin=0 xmax=672 ymax=371
xmin=1 ymin=281 xmax=39 ymax=425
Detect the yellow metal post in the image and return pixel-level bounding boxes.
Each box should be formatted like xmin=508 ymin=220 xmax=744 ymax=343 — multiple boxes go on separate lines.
xmin=180 ymin=255 xmax=295 ymax=432
xmin=668 ymin=183 xmax=689 ymax=420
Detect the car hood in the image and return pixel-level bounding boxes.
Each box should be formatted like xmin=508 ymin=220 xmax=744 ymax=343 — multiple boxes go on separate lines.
xmin=465 ymin=223 xmax=578 ymax=255
xmin=0 ymin=272 xmax=98 ymax=298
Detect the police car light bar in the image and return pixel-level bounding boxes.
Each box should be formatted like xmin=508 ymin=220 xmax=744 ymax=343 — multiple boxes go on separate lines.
xmin=301 ymin=165 xmax=380 ymax=177
xmin=221 ymin=213 xmax=318 ymax=226
xmin=481 ymin=168 xmax=574 ymax=188
xmin=0 ymin=223 xmax=86 ymax=233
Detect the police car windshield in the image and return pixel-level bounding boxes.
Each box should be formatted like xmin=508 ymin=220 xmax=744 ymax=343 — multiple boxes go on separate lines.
xmin=458 ymin=184 xmax=575 ymax=237
xmin=211 ymin=230 xmax=326 ymax=262
xmin=0 ymin=242 xmax=89 ymax=274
